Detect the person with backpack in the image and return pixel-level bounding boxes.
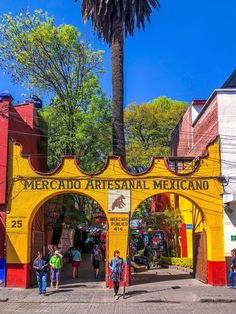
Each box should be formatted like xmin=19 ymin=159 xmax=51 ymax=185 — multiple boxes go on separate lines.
xmin=49 ymin=250 xmax=63 ymax=289
xmin=109 ymin=250 xmax=124 ymax=300
xmin=33 ymin=251 xmax=48 ymax=295
xmin=228 ymin=249 xmax=236 ymax=288
xmin=71 ymin=246 xmax=82 ymax=279
xmin=91 ymin=244 xmax=102 ymax=279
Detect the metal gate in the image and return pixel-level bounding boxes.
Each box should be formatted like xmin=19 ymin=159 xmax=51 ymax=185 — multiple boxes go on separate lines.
xmin=31 ymin=208 xmax=45 ymax=286
xmin=193 ymin=231 xmax=208 ymax=283
xmin=192 ymin=205 xmax=208 ymax=283
xmin=31 ymin=231 xmax=44 ymax=285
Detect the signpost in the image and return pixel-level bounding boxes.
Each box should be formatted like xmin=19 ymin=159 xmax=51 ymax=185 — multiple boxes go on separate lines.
xmin=123 ymin=210 xmax=131 ymax=299
xmin=186 ymin=224 xmax=193 ymax=230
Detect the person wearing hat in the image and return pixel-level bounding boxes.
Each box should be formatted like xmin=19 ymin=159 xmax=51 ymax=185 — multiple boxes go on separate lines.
xmin=33 ymin=251 xmax=48 ymax=295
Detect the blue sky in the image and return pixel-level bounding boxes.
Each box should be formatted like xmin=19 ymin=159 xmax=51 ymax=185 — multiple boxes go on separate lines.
xmin=0 ymin=0 xmax=235 ymax=106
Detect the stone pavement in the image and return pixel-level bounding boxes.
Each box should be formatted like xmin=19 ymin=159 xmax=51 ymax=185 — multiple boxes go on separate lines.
xmin=1 ymin=267 xmax=236 ymax=304
xmin=1 ymin=256 xmax=236 ymax=313
xmin=1 ymin=301 xmax=236 ymax=314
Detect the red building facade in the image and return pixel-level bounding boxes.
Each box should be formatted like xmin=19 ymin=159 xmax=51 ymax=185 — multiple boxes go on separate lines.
xmin=171 ymin=98 xmax=218 ymax=157
xmin=0 ymin=92 xmax=44 ymax=286
xmin=170 ymin=70 xmax=236 ymax=285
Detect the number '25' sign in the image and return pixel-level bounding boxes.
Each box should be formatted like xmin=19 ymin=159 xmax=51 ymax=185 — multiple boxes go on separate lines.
xmin=11 ymin=220 xmax=23 ymax=228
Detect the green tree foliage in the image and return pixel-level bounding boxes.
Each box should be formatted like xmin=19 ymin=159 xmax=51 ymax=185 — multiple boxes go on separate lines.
xmin=134 ymin=202 xmax=183 ymax=257
xmin=124 ymin=97 xmax=188 ymax=171
xmin=47 ymin=194 xmax=100 ymax=232
xmin=41 ymin=94 xmax=112 ymax=171
xmin=0 ymin=10 xmax=112 ymax=171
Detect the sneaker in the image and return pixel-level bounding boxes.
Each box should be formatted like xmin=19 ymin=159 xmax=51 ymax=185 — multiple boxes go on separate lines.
xmin=39 ymin=291 xmax=42 ymax=295
xmin=227 ymin=286 xmax=235 ymax=289
xmin=115 ymin=294 xmax=119 ymax=300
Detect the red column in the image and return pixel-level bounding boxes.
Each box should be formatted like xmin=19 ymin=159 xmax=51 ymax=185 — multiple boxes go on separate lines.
xmin=208 ymin=261 xmax=227 ymax=286
xmin=0 ymin=100 xmax=10 ymax=287
xmin=181 ymin=224 xmax=188 ymax=258
xmin=6 ymin=263 xmax=30 ymax=288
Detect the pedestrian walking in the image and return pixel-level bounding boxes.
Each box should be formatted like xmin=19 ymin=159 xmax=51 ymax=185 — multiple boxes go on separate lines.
xmin=144 ymin=242 xmax=152 ymax=270
xmin=49 ymin=250 xmax=63 ymax=289
xmin=71 ymin=246 xmax=82 ymax=279
xmin=109 ymin=250 xmax=124 ymax=300
xmin=228 ymin=249 xmax=236 ymax=288
xmin=91 ymin=244 xmax=102 ymax=279
xmin=101 ymin=241 xmax=106 ymax=261
xmin=46 ymin=244 xmax=55 ymax=264
xmin=33 ymin=251 xmax=48 ymax=295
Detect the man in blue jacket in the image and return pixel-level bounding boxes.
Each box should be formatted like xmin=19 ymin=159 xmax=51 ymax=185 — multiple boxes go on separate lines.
xmin=33 ymin=251 xmax=48 ymax=295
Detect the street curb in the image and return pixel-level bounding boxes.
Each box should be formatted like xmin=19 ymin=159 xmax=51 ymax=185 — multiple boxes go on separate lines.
xmin=168 ymin=265 xmax=193 ymax=275
xmin=200 ymin=298 xmax=236 ymax=303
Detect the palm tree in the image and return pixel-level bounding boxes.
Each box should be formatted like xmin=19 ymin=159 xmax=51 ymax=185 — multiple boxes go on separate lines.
xmin=75 ymin=0 xmax=160 ymax=165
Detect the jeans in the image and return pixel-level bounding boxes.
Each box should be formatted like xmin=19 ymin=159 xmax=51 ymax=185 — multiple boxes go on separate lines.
xmin=36 ymin=271 xmax=47 ymax=293
xmin=229 ymin=269 xmax=235 ymax=287
xmin=113 ymin=281 xmax=120 ymax=295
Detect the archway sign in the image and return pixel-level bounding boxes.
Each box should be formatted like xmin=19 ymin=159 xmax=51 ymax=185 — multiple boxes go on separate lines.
xmin=6 ymin=140 xmax=226 ymax=288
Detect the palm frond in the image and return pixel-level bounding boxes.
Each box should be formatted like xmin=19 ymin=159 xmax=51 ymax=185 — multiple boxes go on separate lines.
xmin=75 ymin=0 xmax=160 ymax=44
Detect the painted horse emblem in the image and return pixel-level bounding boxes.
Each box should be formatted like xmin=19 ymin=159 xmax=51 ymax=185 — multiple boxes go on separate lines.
xmin=112 ymin=194 xmax=126 ymax=211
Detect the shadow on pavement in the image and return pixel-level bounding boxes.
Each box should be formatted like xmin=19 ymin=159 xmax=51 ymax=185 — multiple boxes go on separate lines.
xmin=46 ymin=289 xmax=74 ymax=296
xmin=140 ymin=300 xmax=181 ymax=304
xmin=59 ymin=284 xmax=88 ymax=289
xmin=131 ymin=272 xmax=192 ymax=286
xmin=124 ymin=290 xmax=148 ymax=298
xmin=124 ymin=287 xmax=177 ymax=299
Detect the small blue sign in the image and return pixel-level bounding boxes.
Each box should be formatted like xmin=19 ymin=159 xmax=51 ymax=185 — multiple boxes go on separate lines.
xmin=0 ymin=258 xmax=6 ymax=287
xmin=186 ymin=224 xmax=193 ymax=230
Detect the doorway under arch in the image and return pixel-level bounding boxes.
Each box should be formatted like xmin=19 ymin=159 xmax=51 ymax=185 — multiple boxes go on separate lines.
xmin=129 ymin=192 xmax=207 ymax=285
xmin=30 ymin=192 xmax=108 ymax=287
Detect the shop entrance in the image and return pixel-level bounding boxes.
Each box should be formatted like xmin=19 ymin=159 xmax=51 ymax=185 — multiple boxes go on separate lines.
xmin=30 ymin=193 xmax=107 ymax=287
xmin=129 ymin=192 xmax=207 ymax=285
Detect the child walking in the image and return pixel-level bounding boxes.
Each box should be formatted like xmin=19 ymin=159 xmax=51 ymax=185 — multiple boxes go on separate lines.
xmin=71 ymin=246 xmax=82 ymax=279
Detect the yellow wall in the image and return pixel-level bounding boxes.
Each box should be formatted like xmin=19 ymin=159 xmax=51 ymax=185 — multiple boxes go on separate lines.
xmin=179 ymin=197 xmax=193 ymax=258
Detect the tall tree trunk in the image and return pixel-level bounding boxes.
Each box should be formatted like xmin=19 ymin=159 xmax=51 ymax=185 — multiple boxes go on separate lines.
xmin=112 ymin=27 xmax=126 ymax=166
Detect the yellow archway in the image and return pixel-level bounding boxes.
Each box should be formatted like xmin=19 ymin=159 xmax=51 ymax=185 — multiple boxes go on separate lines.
xmin=6 ymin=139 xmax=226 ymax=288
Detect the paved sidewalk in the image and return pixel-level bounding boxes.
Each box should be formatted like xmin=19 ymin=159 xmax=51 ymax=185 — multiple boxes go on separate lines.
xmin=1 ymin=267 xmax=236 ymax=304
xmin=1 ymin=255 xmax=236 ymax=305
